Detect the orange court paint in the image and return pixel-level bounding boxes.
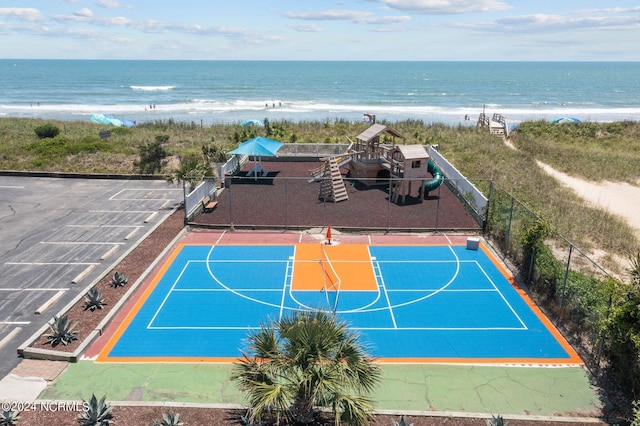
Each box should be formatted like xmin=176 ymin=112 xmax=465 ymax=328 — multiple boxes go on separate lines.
xmin=292 ymin=244 xmax=377 ymax=291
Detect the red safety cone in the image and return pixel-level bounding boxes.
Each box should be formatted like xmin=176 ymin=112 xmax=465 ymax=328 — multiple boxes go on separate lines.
xmin=326 ymin=225 xmax=332 ymax=245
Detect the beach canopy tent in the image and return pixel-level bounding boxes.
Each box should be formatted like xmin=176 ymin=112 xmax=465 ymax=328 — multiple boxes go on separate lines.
xmin=228 ymin=136 xmax=283 ymax=180
xmin=91 ymin=113 xmax=136 ymax=128
xmin=550 ymin=117 xmax=582 ymax=124
xmin=240 ymin=119 xmax=264 ymax=127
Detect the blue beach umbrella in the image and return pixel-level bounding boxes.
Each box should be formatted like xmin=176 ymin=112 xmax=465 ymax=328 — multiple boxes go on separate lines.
xmin=550 ymin=117 xmax=582 ymax=124
xmin=228 ymin=136 xmax=284 ymax=180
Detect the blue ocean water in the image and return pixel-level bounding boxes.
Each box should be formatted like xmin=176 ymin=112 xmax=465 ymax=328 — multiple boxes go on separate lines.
xmin=1 ymin=60 xmax=639 ymax=125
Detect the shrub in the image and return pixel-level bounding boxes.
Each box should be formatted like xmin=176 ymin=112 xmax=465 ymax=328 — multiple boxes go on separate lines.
xmin=0 ymin=409 xmax=21 ymax=426
xmin=78 ymin=394 xmax=113 ymax=426
xmin=83 ymin=287 xmax=107 ymax=311
xmin=153 ymin=410 xmax=183 ymax=426
xmin=44 ymin=315 xmax=78 ymax=347
xmin=110 ymin=271 xmax=128 ymax=288
xmin=486 ymin=414 xmax=509 ymax=426
xmin=34 ymin=123 xmax=60 ymax=139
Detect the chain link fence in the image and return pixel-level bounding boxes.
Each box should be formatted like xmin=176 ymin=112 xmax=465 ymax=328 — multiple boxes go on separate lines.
xmin=484 ymin=181 xmax=615 ymax=378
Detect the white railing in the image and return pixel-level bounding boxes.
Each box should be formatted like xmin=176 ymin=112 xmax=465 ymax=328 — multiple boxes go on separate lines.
xmin=185 ymin=178 xmax=217 ymax=220
xmin=428 ymin=146 xmax=488 ymax=217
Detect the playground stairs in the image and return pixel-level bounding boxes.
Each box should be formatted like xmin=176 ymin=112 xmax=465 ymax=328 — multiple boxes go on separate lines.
xmin=389 ymin=179 xmax=401 ymax=204
xmin=318 ymin=157 xmax=349 ymax=203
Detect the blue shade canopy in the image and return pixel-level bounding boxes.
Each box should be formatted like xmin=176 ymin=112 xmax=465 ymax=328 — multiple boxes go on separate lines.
xmin=550 ymin=117 xmax=582 ymax=124
xmin=227 ymin=137 xmax=283 ymax=157
xmin=240 ymin=119 xmax=265 ymax=127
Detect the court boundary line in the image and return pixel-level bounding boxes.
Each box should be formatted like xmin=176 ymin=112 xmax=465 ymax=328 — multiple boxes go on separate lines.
xmin=94 ymin=240 xmax=584 ymax=365
xmin=144 ymin=246 xmax=528 ymax=331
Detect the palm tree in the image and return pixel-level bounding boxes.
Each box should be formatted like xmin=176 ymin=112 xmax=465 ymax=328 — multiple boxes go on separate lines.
xmin=231 ymin=310 xmax=381 ymax=425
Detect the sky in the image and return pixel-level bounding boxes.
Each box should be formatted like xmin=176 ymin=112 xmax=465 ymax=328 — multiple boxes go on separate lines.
xmin=1 ymin=0 xmax=639 ymax=61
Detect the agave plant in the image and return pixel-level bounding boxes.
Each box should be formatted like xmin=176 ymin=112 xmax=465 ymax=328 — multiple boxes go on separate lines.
xmin=44 ymin=315 xmax=78 ymax=347
xmin=392 ymin=415 xmax=414 ymax=426
xmin=0 ymin=409 xmax=21 ymax=426
xmin=153 ymin=410 xmax=183 ymax=426
xmin=110 ymin=271 xmax=128 ymax=288
xmin=486 ymin=414 xmax=509 ymax=426
xmin=83 ymin=287 xmax=107 ymax=311
xmin=78 ymin=394 xmax=113 ymax=426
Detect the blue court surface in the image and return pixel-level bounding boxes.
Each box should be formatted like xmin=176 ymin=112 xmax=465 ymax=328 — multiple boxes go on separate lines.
xmin=97 ymin=243 xmax=581 ymax=364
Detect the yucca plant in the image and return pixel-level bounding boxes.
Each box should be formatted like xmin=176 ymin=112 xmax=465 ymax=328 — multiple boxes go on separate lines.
xmin=153 ymin=410 xmax=183 ymax=426
xmin=0 ymin=409 xmax=21 ymax=426
xmin=83 ymin=287 xmax=107 ymax=311
xmin=110 ymin=271 xmax=128 ymax=288
xmin=44 ymin=315 xmax=78 ymax=347
xmin=78 ymin=394 xmax=113 ymax=426
xmin=392 ymin=415 xmax=413 ymax=426
xmin=486 ymin=414 xmax=509 ymax=426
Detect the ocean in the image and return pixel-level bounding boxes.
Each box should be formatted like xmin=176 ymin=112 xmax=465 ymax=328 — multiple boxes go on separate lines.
xmin=1 ymin=60 xmax=639 ymax=126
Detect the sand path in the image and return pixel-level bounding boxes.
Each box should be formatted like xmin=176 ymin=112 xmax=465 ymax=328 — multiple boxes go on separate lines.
xmin=535 ymin=161 xmax=640 ymax=235
xmin=502 ymin=138 xmax=640 ymax=236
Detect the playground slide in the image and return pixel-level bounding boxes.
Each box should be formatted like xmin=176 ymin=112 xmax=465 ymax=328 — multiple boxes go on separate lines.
xmin=423 ymin=159 xmax=444 ymax=194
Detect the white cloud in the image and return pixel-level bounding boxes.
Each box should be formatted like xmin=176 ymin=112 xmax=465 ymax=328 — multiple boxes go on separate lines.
xmin=289 ymin=23 xmax=323 ymax=32
xmin=470 ymin=13 xmax=640 ymax=33
xmin=283 ymin=9 xmax=410 ymax=25
xmin=95 ymin=0 xmax=126 ymax=9
xmin=368 ymin=0 xmax=511 ymax=14
xmin=0 ymin=7 xmax=45 ymax=22
xmin=74 ymin=8 xmax=93 ymax=18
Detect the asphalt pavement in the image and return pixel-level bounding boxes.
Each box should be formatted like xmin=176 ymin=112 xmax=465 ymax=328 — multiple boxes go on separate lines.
xmin=0 ymin=175 xmax=183 ymax=379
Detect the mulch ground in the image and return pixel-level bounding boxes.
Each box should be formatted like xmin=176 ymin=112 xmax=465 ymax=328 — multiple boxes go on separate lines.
xmin=193 ymin=161 xmax=480 ymax=230
xmin=18 ymin=164 xmax=611 ymax=425
xmin=16 ymin=406 xmax=610 ymax=426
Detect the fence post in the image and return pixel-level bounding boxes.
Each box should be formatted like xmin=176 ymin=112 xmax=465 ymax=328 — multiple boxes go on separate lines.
xmin=504 ymin=196 xmax=515 ymax=256
xmin=182 ymin=180 xmax=188 ymax=225
xmin=435 ymin=182 xmax=442 ymax=232
xmin=483 ymin=181 xmax=494 ymax=233
xmin=228 ymin=179 xmax=233 ymax=226
xmin=558 ymin=244 xmax=573 ymax=314
xmin=285 ymin=180 xmax=288 ymax=231
xmin=386 ymin=178 xmax=392 ymax=231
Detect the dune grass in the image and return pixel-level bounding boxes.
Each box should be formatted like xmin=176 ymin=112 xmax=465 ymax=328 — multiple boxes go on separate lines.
xmin=1 ymin=116 xmax=638 ymax=270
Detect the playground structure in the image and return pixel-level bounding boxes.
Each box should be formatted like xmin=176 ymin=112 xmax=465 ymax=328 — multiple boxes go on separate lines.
xmin=311 ymin=123 xmax=444 ymax=204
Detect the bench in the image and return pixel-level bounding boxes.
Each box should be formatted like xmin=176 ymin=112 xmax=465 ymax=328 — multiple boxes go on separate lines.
xmin=202 ymin=195 xmax=218 ymax=212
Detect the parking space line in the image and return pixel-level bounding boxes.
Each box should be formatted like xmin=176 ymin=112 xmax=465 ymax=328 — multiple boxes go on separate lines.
xmin=0 ymin=288 xmax=70 ymax=291
xmin=109 ymin=188 xmax=182 ymax=201
xmin=5 ymin=262 xmax=100 ymax=265
xmin=90 ymin=210 xmax=157 ymax=213
xmin=66 ymin=225 xmax=141 ymax=228
xmin=40 ymin=241 xmax=126 ymax=245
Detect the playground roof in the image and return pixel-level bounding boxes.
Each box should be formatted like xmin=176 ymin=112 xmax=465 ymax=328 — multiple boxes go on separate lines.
xmin=393 ymin=144 xmax=429 ymax=160
xmin=356 ymin=124 xmax=404 ymax=143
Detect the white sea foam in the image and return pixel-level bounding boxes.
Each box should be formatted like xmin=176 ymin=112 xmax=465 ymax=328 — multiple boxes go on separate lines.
xmin=130 ymin=85 xmax=176 ymax=91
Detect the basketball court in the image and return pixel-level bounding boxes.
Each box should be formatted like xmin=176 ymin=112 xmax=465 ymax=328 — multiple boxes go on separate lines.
xmin=90 ymin=231 xmax=581 ymax=365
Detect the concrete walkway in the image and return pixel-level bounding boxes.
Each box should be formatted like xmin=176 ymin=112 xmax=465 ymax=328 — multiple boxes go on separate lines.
xmin=37 ymin=361 xmax=602 ymax=418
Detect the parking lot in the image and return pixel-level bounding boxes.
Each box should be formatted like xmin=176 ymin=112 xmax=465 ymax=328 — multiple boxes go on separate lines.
xmin=0 ymin=175 xmax=183 ymax=379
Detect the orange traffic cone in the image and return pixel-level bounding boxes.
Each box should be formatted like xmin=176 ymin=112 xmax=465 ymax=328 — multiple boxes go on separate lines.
xmin=326 ymin=225 xmax=332 ymax=245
